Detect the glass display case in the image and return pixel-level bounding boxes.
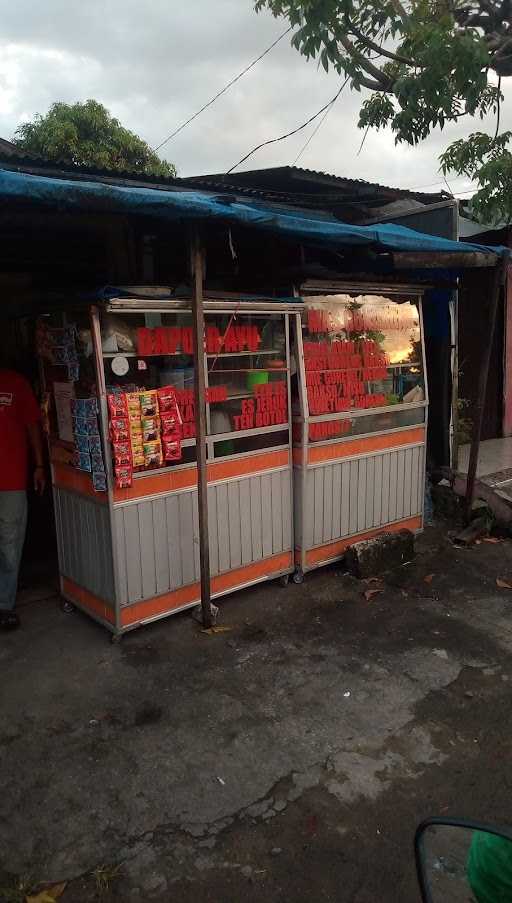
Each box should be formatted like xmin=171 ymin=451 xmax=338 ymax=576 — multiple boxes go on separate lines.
xmin=293 ymin=287 xmax=428 ymax=578
xmin=44 ymin=298 xmax=300 ymax=637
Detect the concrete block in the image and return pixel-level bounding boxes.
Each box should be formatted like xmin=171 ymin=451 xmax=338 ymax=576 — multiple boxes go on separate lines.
xmin=344 ymin=529 xmax=415 ymax=579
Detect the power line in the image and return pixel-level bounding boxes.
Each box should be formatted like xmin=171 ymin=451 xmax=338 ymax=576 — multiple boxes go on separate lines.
xmin=227 ymin=80 xmax=348 ymax=175
xmin=152 ymin=26 xmax=292 ymax=153
xmin=292 ymin=77 xmax=349 ymax=166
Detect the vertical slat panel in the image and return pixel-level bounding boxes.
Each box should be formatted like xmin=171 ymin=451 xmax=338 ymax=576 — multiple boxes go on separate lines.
xmin=341 ymin=461 xmax=350 ymax=536
xmin=349 ymin=460 xmax=359 ymax=534
xmin=228 ymin=481 xmax=242 ymax=568
xmin=417 ymin=445 xmax=425 ymax=515
xmin=381 ymin=453 xmax=391 ymax=524
xmin=139 ymin=502 xmax=157 ymax=599
xmin=123 ymin=505 xmax=143 ymax=602
xmin=365 ymin=456 xmax=375 ymax=530
xmin=403 ymin=448 xmax=413 ymax=518
xmin=410 ymin=446 xmax=419 ymax=516
xmin=331 ymin=463 xmax=342 ymax=539
xmin=261 ymin=474 xmax=273 ymax=558
xmin=240 ymin=479 xmax=252 ymax=564
xmin=114 ymin=508 xmax=128 ymax=604
xmin=207 ymin=486 xmax=219 ymax=577
xmin=271 ymin=471 xmax=283 ymax=554
xmin=357 ymin=458 xmax=367 ymax=532
xmin=192 ymin=492 xmax=200 ymax=579
xmin=322 ymin=466 xmax=333 ymax=543
xmin=304 ymin=471 xmax=315 ymax=549
xmin=281 ymin=471 xmax=292 ymax=552
xmin=165 ymin=494 xmax=183 ymax=590
xmin=373 ymin=455 xmax=382 ymax=527
xmin=152 ymin=499 xmax=169 ymax=595
xmin=313 ymin=467 xmax=324 ymax=545
xmin=388 ymin=452 xmax=398 ymax=522
xmin=250 ymin=476 xmax=263 ymax=562
xmin=216 ymin=482 xmax=230 ymax=573
xmin=293 ymin=467 xmax=302 ymax=548
xmin=395 ymin=449 xmax=405 ymax=520
xmin=179 ymin=492 xmax=195 ymax=585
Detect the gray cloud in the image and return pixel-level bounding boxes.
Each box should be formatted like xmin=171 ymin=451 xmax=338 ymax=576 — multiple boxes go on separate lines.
xmin=0 ymin=0 xmax=509 ymax=196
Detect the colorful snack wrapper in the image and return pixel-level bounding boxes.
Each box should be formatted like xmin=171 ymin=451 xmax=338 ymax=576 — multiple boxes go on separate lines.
xmin=92 ymin=471 xmax=107 ymax=492
xmin=85 ymin=418 xmax=100 ymax=436
xmin=157 ymin=386 xmax=178 ymax=412
xmin=108 ymin=393 xmax=127 ymax=417
xmin=113 ymin=441 xmax=132 ymax=466
xmin=91 ymin=452 xmax=105 ymax=472
xmin=115 ymin=465 xmax=132 ymax=489
xmin=163 ymin=438 xmax=182 ymax=462
xmin=73 ymin=417 xmax=88 ymax=436
xmin=126 ymin=392 xmax=141 ymax=413
xmin=140 ymin=390 xmax=158 ymax=416
xmin=75 ymin=434 xmax=90 ymax=454
xmin=141 ymin=417 xmax=160 ymax=441
xmin=78 ymin=452 xmax=92 ymax=472
xmin=161 ymin=411 xmax=182 ymax=436
xmin=143 ymin=439 xmax=163 ymax=467
xmin=88 ymin=435 xmax=102 ymax=454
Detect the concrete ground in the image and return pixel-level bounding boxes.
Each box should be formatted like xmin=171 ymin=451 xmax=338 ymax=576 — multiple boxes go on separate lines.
xmin=3 ymin=519 xmax=512 ymax=902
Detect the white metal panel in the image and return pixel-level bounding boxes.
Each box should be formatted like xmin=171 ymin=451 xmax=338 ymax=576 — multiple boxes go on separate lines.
xmin=228 ymin=481 xmax=242 ymax=569
xmin=239 ymin=479 xmax=252 ymax=565
xmin=53 ymin=487 xmax=115 ymax=603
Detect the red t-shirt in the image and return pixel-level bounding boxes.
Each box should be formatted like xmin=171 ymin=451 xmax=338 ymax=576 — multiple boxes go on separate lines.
xmin=0 ymin=369 xmax=41 ymax=491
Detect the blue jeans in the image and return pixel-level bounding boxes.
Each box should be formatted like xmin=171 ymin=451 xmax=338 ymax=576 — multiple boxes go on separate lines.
xmin=0 ymin=491 xmax=27 ymax=611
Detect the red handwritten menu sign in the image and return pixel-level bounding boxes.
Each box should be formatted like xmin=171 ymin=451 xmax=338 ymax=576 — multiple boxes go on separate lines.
xmin=137 ymin=325 xmax=261 ymax=356
xmin=170 ymin=387 xmax=228 ymax=439
xmin=233 ymin=383 xmax=288 ymax=431
xmin=304 ymin=314 xmax=390 ymax=415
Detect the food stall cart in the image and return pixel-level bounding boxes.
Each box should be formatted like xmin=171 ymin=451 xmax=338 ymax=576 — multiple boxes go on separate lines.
xmin=292 ymin=284 xmax=427 ymax=579
xmin=40 ymin=296 xmax=301 ymax=637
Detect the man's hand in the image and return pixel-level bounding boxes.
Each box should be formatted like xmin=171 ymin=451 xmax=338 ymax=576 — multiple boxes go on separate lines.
xmin=34 ymin=465 xmax=46 ymax=495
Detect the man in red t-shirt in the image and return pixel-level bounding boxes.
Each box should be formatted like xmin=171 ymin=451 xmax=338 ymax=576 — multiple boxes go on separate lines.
xmin=0 ymin=368 xmax=45 ymax=629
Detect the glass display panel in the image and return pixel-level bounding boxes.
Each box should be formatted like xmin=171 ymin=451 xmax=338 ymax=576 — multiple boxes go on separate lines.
xmin=307 ymin=407 xmax=425 ymax=442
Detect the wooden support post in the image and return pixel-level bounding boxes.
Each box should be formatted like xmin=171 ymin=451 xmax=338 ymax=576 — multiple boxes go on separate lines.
xmin=465 ymin=261 xmax=505 ymax=519
xmin=191 ymin=231 xmax=212 ymax=628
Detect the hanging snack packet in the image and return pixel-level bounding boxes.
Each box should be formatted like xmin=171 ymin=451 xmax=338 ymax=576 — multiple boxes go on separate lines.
xmin=108 ymin=393 xmax=127 ymax=417
xmin=110 ymin=419 xmax=130 ymax=441
xmin=125 ymin=391 xmax=141 ymax=414
xmin=161 ymin=410 xmax=182 ymax=437
xmin=93 ymin=471 xmax=107 ymax=492
xmin=140 ymin=390 xmax=158 ymax=417
xmin=89 ymin=435 xmax=103 ymax=454
xmin=91 ymin=452 xmax=105 ymax=472
xmin=141 ymin=416 xmax=160 ymax=441
xmin=132 ymin=451 xmax=145 ymax=468
xmin=157 ymin=386 xmax=178 ymax=412
xmin=113 ymin=441 xmax=132 ymax=466
xmin=115 ymin=465 xmax=132 ymax=489
xmin=143 ymin=439 xmax=163 ymax=467
xmin=163 ymin=437 xmax=182 ymax=462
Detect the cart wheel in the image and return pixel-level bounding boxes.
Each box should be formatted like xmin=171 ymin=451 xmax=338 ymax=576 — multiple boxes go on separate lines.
xmin=292 ymin=569 xmax=304 ymax=585
xmin=110 ymin=633 xmax=122 ymax=645
xmin=60 ymin=600 xmax=75 ymax=614
xmin=279 ymin=574 xmax=290 ymax=587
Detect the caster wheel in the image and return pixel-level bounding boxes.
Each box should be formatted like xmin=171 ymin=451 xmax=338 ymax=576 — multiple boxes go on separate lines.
xmin=292 ymin=569 xmax=304 ymax=585
xmin=110 ymin=633 xmax=122 ymax=645
xmin=279 ymin=574 xmax=290 ymax=587
xmin=60 ymin=600 xmax=75 ymax=614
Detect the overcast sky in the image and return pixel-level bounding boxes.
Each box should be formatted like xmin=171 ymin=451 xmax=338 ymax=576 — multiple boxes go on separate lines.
xmin=0 ymin=0 xmax=509 ymax=197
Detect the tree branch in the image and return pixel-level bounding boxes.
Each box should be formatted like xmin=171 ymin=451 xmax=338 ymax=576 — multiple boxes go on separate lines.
xmin=338 ymin=33 xmax=393 ymax=87
xmin=346 ymin=22 xmax=415 ymax=65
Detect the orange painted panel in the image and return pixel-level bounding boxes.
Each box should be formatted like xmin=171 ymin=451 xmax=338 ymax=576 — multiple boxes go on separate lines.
xmin=53 ymin=462 xmax=103 ymax=499
xmin=304 ymin=516 xmax=422 ymax=566
xmin=308 ymin=428 xmax=425 ymax=464
xmin=114 ymin=449 xmax=290 ymax=502
xmin=120 ymin=551 xmax=293 ymax=627
xmin=62 ymin=577 xmax=115 ymax=624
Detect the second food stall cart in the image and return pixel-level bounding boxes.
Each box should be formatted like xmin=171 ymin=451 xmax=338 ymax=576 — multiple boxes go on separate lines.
xmin=41 ymin=296 xmax=302 ymax=637
xmin=292 ymin=283 xmax=428 ymax=579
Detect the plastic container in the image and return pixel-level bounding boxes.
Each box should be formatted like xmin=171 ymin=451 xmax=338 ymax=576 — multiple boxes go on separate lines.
xmin=246 ymin=371 xmax=268 ymax=391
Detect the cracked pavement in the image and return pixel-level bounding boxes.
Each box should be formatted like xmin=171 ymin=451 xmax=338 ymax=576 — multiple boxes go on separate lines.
xmin=2 ymin=522 xmax=512 ymax=901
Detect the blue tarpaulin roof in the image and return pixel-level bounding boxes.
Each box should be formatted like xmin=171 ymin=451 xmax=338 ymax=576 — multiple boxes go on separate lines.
xmin=0 ymin=167 xmax=507 ymax=263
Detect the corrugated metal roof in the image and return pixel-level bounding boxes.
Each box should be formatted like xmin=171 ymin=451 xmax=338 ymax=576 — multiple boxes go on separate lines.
xmin=182 ymin=165 xmax=449 ymax=204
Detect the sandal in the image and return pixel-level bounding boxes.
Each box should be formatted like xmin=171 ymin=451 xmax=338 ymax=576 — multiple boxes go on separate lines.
xmin=0 ymin=612 xmax=20 ymax=630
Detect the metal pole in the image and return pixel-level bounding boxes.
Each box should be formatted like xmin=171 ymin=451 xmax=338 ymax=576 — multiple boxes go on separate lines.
xmin=465 ymin=261 xmax=505 ymax=518
xmin=191 ymin=230 xmax=213 ymax=628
